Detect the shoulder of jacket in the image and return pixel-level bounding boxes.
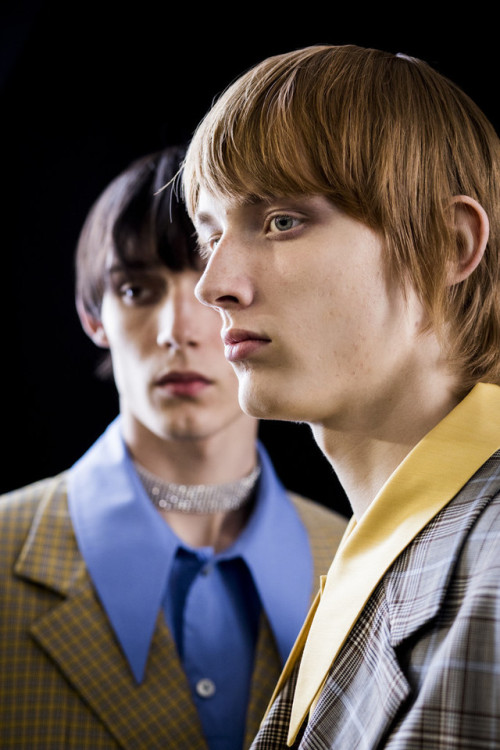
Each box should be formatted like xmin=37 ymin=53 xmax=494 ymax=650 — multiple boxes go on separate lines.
xmin=0 ymin=473 xmax=68 ymax=523
xmin=287 ymin=491 xmax=349 ymax=534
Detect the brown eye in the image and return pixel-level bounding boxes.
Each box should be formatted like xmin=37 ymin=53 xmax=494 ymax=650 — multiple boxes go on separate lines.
xmin=118 ymin=274 xmax=166 ymax=306
xmin=121 ymin=284 xmax=143 ymax=299
xmin=119 ymin=282 xmax=151 ymax=304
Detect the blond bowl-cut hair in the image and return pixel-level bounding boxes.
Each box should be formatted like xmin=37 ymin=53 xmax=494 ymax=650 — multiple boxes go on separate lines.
xmin=183 ymin=44 xmax=500 ymax=390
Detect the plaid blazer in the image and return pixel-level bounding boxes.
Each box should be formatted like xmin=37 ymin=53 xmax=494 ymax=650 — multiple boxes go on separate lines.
xmin=252 ymin=450 xmax=500 ymax=749
xmin=0 ymin=473 xmax=347 ymax=749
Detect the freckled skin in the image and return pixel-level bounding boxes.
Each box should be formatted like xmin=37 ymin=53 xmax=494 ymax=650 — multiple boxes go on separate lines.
xmin=195 ymin=191 xmax=439 ymax=432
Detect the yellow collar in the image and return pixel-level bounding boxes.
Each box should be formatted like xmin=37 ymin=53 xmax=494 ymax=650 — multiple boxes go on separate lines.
xmin=285 ymin=383 xmax=500 ymax=744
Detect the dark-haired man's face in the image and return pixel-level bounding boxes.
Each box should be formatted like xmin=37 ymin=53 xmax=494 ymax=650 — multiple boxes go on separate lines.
xmin=97 ymin=264 xmax=256 ymax=449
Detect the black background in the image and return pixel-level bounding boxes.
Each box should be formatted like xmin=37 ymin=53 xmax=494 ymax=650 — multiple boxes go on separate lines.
xmin=2 ymin=2 xmax=498 ymax=517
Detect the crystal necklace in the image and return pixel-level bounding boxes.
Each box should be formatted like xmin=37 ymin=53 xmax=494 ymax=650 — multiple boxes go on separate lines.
xmin=135 ymin=462 xmax=261 ymax=514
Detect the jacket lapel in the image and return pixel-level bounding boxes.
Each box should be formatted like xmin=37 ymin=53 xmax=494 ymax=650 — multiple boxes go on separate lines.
xmin=300 ymin=463 xmax=500 ymax=748
xmin=254 ymin=455 xmax=500 ymax=748
xmin=244 ymin=614 xmax=283 ymax=748
xmin=385 ymin=468 xmax=500 ymax=647
xmin=31 ymin=593 xmax=208 ymax=748
xmin=15 ymin=480 xmax=208 ymax=749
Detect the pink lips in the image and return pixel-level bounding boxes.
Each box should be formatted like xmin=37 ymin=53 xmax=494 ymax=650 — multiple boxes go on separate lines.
xmin=155 ymin=371 xmax=212 ymax=397
xmin=223 ymin=329 xmax=271 ymax=362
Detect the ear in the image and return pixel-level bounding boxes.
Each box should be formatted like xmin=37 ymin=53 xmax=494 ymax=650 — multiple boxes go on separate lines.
xmin=447 ymin=195 xmax=489 ymax=285
xmin=76 ymin=299 xmax=110 ymax=348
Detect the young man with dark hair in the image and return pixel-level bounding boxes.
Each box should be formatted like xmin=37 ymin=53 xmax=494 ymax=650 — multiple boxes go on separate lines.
xmin=0 ymin=145 xmax=347 ymax=749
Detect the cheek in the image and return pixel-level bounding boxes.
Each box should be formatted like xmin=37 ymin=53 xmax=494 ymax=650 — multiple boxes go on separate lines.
xmin=105 ymin=327 xmax=145 ymax=360
xmin=105 ymin=311 xmax=158 ymax=356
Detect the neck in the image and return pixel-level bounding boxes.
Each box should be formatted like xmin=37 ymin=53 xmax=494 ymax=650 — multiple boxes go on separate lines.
xmin=135 ymin=463 xmax=259 ymax=552
xmin=122 ymin=414 xmax=259 ymax=550
xmin=123 ymin=414 xmax=258 ymax=485
xmin=312 ymin=377 xmax=463 ymax=519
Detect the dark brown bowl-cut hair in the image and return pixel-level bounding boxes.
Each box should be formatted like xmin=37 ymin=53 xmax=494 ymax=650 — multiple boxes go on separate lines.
xmin=76 ymin=144 xmax=198 ymax=322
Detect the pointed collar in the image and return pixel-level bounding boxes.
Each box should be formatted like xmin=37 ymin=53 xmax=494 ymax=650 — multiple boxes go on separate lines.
xmin=68 ymin=419 xmax=174 ymax=683
xmin=68 ymin=419 xmax=313 ymax=683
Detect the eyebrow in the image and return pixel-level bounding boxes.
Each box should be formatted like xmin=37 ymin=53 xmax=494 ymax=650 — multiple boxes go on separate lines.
xmin=106 ymin=260 xmax=161 ymax=275
xmin=193 ymin=212 xmax=217 ymax=232
xmin=194 ymin=196 xmax=275 ymax=231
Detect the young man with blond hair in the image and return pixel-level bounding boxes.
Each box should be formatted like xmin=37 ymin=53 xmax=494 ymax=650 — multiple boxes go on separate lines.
xmin=183 ymin=45 xmax=500 ymax=747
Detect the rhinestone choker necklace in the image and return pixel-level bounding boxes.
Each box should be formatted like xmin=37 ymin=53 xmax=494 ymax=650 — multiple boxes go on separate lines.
xmin=135 ymin=462 xmax=261 ymax=514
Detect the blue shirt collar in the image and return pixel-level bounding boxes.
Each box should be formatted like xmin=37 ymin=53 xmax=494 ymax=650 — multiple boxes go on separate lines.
xmin=68 ymin=418 xmax=313 ymax=682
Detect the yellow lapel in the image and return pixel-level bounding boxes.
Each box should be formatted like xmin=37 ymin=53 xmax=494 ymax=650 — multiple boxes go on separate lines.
xmin=259 ymin=494 xmax=350 ymax=730
xmin=287 ymin=383 xmax=500 ymax=743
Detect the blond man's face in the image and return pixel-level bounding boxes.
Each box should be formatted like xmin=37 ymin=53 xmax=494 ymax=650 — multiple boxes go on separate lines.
xmin=194 ymin=189 xmax=433 ymax=432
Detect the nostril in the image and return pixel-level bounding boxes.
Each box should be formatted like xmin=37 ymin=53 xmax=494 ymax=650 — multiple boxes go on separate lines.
xmin=162 ymin=338 xmax=180 ymax=350
xmin=216 ymin=294 xmax=240 ymax=304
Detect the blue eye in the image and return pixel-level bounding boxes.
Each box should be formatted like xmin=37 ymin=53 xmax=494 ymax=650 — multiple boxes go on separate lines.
xmin=270 ymin=215 xmax=300 ymax=233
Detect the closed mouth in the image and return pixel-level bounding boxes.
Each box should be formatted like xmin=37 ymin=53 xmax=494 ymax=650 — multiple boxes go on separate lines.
xmin=155 ymin=371 xmax=212 ymax=386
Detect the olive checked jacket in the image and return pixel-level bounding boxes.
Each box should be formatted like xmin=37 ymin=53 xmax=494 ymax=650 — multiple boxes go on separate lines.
xmin=0 ymin=472 xmax=347 ymax=749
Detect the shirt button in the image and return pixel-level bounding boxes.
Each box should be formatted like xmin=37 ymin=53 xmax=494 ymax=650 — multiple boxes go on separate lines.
xmin=196 ymin=678 xmax=216 ymax=698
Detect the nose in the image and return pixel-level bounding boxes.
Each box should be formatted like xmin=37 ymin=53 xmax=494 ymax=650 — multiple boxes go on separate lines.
xmin=195 ymin=239 xmax=254 ymax=311
xmin=156 ymin=283 xmax=201 ymax=349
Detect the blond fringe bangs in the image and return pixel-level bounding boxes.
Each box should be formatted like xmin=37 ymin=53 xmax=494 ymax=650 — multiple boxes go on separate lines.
xmin=182 ymin=44 xmax=500 ymax=386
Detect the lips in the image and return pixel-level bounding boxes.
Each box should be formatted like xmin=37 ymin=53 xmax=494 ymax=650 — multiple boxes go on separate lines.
xmin=155 ymin=371 xmax=212 ymax=397
xmin=222 ymin=329 xmax=271 ymax=362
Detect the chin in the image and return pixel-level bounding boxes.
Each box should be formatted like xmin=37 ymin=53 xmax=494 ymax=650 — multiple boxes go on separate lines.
xmin=238 ymin=381 xmax=299 ymax=422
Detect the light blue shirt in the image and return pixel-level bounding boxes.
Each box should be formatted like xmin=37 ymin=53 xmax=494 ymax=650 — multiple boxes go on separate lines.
xmin=68 ymin=418 xmax=313 ymax=750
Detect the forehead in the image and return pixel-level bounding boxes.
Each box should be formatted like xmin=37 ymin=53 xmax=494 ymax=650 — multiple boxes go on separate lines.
xmin=195 ymin=188 xmax=226 ymax=226
xmin=195 ymin=188 xmax=257 ymax=227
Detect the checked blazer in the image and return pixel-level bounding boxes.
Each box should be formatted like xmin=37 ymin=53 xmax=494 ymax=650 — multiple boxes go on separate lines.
xmin=251 ymin=450 xmax=500 ymax=749
xmin=0 ymin=472 xmax=347 ymax=749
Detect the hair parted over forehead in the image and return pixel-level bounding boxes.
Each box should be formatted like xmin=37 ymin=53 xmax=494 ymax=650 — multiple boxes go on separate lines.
xmin=182 ymin=44 xmax=500 ymax=389
xmin=76 ymin=145 xmax=198 ymax=321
